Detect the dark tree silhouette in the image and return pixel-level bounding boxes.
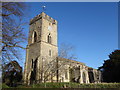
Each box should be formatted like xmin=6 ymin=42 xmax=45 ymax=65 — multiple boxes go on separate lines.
xmin=2 ymin=61 xmax=22 ymax=87
xmin=99 ymin=50 xmax=120 ymax=82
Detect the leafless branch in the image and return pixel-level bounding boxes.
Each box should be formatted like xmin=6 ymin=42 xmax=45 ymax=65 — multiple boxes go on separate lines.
xmin=2 ymin=2 xmax=28 ymax=64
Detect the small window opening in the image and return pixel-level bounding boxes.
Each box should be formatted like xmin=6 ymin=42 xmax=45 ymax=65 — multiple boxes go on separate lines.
xmin=49 ymin=50 xmax=51 ymax=56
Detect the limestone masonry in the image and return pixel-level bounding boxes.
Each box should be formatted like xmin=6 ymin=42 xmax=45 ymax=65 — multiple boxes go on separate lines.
xmin=23 ymin=12 xmax=101 ymax=85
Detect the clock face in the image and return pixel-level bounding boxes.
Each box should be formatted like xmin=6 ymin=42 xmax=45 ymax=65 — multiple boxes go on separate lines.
xmin=48 ymin=26 xmax=52 ymax=30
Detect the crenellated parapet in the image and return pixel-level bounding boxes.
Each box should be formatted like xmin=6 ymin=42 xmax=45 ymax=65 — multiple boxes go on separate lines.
xmin=30 ymin=12 xmax=57 ymax=25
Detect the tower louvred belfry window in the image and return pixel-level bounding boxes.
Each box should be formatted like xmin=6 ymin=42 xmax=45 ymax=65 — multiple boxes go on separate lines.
xmin=34 ymin=32 xmax=37 ymax=42
xmin=32 ymin=31 xmax=37 ymax=43
xmin=47 ymin=34 xmax=52 ymax=44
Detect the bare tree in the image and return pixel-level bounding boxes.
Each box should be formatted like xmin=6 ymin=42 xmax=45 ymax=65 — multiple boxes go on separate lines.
xmin=1 ymin=2 xmax=28 ymax=63
xmin=40 ymin=43 xmax=77 ymax=83
xmin=58 ymin=43 xmax=76 ymax=60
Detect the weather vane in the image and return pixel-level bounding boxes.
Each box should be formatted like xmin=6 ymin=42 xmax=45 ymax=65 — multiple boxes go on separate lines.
xmin=42 ymin=5 xmax=46 ymax=12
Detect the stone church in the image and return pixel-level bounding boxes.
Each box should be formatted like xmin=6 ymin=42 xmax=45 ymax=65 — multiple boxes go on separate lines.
xmin=23 ymin=12 xmax=101 ymax=85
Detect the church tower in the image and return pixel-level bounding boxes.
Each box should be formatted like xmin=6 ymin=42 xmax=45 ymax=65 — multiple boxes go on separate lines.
xmin=24 ymin=12 xmax=58 ymax=84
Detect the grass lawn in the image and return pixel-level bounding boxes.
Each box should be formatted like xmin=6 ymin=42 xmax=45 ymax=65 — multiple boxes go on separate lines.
xmin=2 ymin=82 xmax=120 ymax=88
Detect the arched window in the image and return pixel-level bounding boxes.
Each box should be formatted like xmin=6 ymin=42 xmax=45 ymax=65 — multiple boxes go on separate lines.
xmin=65 ymin=70 xmax=68 ymax=79
xmin=32 ymin=31 xmax=37 ymax=43
xmin=30 ymin=58 xmax=38 ymax=84
xmin=82 ymin=72 xmax=86 ymax=83
xmin=34 ymin=32 xmax=37 ymax=42
xmin=47 ymin=34 xmax=52 ymax=44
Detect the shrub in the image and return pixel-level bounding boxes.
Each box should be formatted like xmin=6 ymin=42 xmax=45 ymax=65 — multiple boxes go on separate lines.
xmin=2 ymin=83 xmax=9 ymax=88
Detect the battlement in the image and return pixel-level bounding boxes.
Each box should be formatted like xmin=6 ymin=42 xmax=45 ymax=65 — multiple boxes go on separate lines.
xmin=30 ymin=12 xmax=57 ymax=25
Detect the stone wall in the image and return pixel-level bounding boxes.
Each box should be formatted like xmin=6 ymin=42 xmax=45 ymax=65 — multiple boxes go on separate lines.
xmin=23 ymin=12 xmax=101 ymax=85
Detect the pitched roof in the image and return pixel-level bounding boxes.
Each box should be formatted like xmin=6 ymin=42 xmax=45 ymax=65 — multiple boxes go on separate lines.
xmin=57 ymin=57 xmax=85 ymax=65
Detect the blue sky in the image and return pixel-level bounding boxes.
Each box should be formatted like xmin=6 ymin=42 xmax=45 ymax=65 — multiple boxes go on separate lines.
xmin=22 ymin=2 xmax=118 ymax=69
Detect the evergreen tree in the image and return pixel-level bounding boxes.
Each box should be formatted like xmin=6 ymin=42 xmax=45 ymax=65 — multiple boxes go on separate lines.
xmin=99 ymin=50 xmax=120 ymax=82
xmin=2 ymin=60 xmax=22 ymax=87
